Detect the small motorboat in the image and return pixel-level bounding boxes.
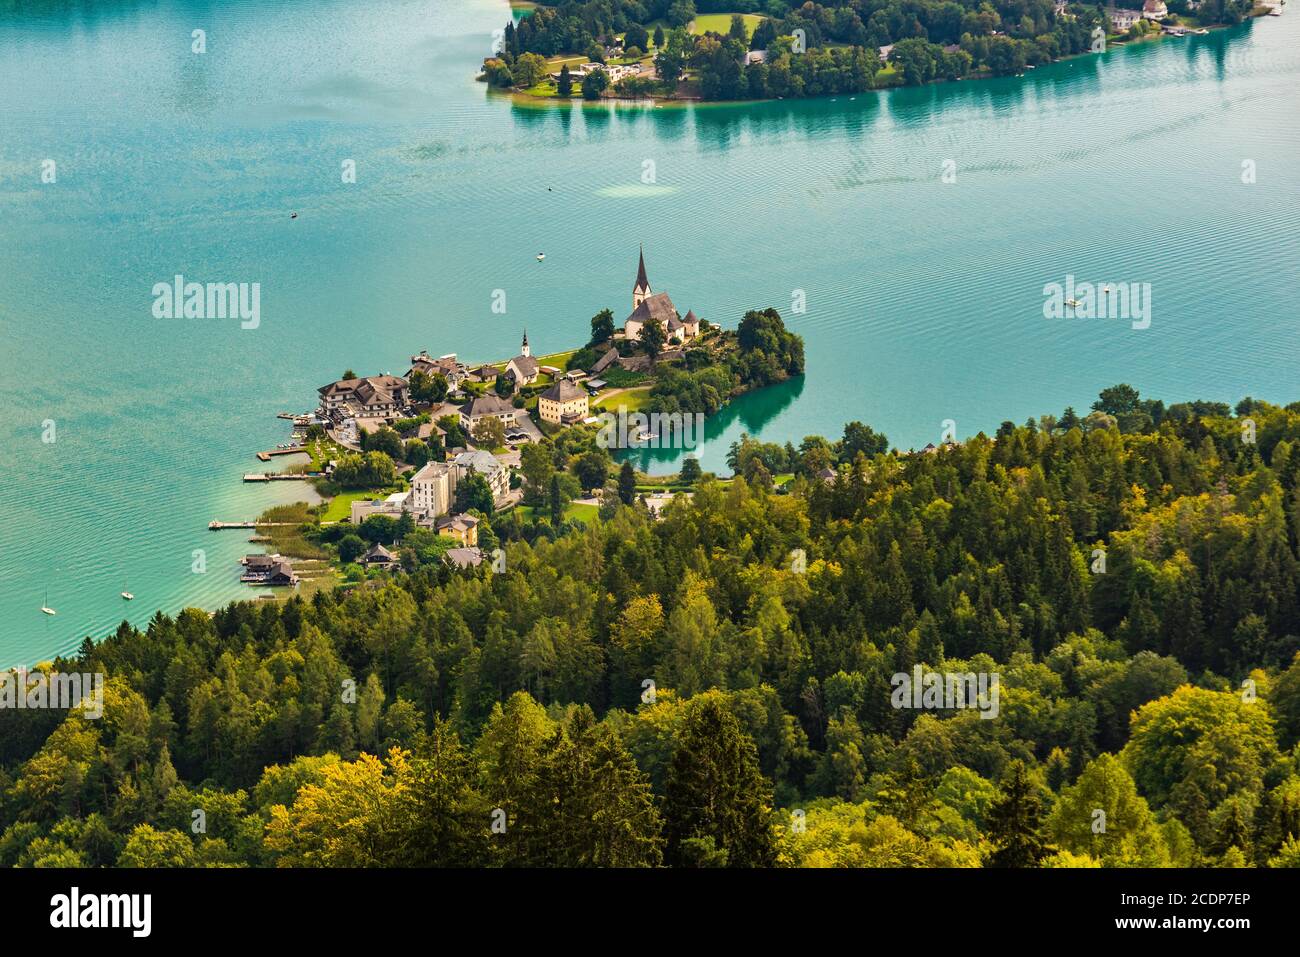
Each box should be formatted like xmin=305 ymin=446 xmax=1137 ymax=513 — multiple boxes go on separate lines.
xmin=122 ymin=592 xmax=134 ymax=600
xmin=290 ymin=211 xmax=298 ymax=219
xmin=1065 ymin=298 xmax=1082 ymax=307
xmin=536 ymin=252 xmax=545 ymax=261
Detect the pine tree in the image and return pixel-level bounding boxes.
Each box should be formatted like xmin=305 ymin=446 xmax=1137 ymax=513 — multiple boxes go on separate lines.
xmin=549 ymin=473 xmax=564 ymax=525
xmin=985 ymin=761 xmax=1052 ymax=867
xmin=663 ymin=696 xmax=777 ymax=867
xmin=530 ymin=708 xmax=663 ymax=866
xmin=618 ymin=461 xmax=637 ymax=505
xmin=394 ymin=718 xmax=489 ymax=866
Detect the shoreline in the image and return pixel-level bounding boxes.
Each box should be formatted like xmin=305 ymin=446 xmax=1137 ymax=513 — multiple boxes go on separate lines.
xmin=488 ymin=16 xmax=1258 ymax=110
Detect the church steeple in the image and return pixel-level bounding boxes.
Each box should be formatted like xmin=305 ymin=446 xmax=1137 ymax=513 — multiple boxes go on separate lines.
xmin=633 ymin=245 xmax=651 ymax=309
xmin=520 ymin=328 xmax=530 ymax=358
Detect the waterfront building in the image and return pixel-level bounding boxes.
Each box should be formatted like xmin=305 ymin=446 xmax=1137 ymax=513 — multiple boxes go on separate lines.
xmin=623 ymin=248 xmax=700 ymax=344
xmin=505 ymin=331 xmax=540 ymax=388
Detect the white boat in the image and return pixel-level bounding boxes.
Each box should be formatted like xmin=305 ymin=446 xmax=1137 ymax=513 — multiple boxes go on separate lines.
xmin=1065 ymin=297 xmax=1082 ymax=307
xmin=536 ymin=252 xmax=545 ymax=261
xmin=122 ymin=578 xmax=134 ymax=600
xmin=41 ymin=588 xmax=56 ymax=616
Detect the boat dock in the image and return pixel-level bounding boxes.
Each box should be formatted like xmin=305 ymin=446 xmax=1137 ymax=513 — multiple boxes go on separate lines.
xmin=209 ymin=520 xmax=337 ymax=530
xmin=209 ymin=521 xmax=302 ymax=530
xmin=243 ymin=472 xmax=322 ymax=482
xmin=256 ymin=446 xmax=307 ymax=462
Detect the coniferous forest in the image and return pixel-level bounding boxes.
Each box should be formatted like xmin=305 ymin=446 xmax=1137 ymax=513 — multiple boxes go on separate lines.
xmin=5 ymin=391 xmax=1300 ymax=868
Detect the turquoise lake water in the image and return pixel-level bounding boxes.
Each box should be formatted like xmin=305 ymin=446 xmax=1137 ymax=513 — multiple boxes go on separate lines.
xmin=1 ymin=0 xmax=1298 ymax=664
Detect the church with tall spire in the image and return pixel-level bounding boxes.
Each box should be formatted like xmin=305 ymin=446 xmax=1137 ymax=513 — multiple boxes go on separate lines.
xmin=505 ymin=328 xmax=539 ymax=390
xmin=633 ymin=245 xmax=652 ymax=310
xmin=623 ymin=246 xmax=700 ymax=344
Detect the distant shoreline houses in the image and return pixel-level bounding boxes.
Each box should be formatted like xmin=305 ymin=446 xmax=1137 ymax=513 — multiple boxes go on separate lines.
xmin=1105 ymin=0 xmax=1171 ymax=30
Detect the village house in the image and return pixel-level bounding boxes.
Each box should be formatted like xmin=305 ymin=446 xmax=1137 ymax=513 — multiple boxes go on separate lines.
xmin=317 ymin=374 xmax=410 ymax=422
xmin=453 ymin=448 xmax=510 ymax=500
xmin=264 ymin=561 xmax=299 ymax=586
xmin=1141 ymin=0 xmax=1167 ymax=18
xmin=361 ymin=543 xmax=398 ymax=569
xmin=435 ymin=513 xmax=480 ymax=547
xmin=573 ymin=60 xmax=640 ymax=84
xmin=588 ymin=346 xmax=620 ymax=376
xmin=538 ymin=379 xmax=589 ymax=426
xmin=407 ymin=351 xmax=466 ymax=389
xmin=443 ymin=547 xmax=485 ymax=570
xmin=1107 ymin=7 xmax=1143 ymax=29
xmin=242 ymin=556 xmax=298 ymax=586
xmin=415 ymin=419 xmax=446 ymax=444
xmin=622 ymin=248 xmax=700 ymax=345
xmin=504 ymin=331 xmax=540 ymax=389
xmin=460 ymin=394 xmax=518 ymax=432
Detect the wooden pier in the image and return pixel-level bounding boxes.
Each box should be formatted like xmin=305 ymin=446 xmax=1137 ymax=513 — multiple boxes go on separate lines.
xmin=243 ymin=472 xmax=321 ymax=482
xmin=209 ymin=521 xmax=301 ymax=530
xmin=256 ymin=446 xmax=306 ymax=462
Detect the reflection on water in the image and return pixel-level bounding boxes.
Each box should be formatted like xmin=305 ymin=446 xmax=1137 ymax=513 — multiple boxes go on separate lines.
xmin=618 ymin=376 xmax=806 ymax=473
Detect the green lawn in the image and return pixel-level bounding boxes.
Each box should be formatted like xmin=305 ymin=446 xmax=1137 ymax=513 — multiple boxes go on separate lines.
xmin=515 ymin=502 xmax=600 ymax=524
xmin=874 ymin=63 xmax=903 ymax=88
xmin=689 ymin=13 xmax=765 ymax=39
xmin=321 ymin=490 xmax=394 ymax=523
xmin=534 ymin=348 xmax=578 ymax=368
xmin=489 ymin=348 xmax=578 ymax=370
xmin=593 ymin=386 xmax=652 ymax=413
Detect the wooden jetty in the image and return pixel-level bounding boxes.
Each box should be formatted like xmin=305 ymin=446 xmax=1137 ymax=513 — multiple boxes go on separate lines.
xmin=256 ymin=446 xmax=306 ymax=462
xmin=243 ymin=472 xmax=321 ymax=482
xmin=209 ymin=521 xmax=301 ymax=530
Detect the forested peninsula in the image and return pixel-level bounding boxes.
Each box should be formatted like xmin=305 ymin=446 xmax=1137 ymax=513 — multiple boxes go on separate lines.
xmin=482 ymin=0 xmax=1259 ymax=103
xmin=5 ymin=389 xmax=1300 ymax=867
